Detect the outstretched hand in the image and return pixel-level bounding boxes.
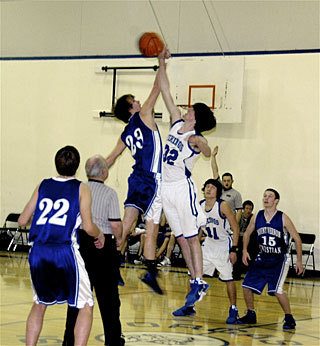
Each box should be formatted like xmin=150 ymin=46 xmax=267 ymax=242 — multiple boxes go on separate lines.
xmin=158 ymin=46 xmax=171 ymax=60
xmin=212 ymin=145 xmax=219 ymax=157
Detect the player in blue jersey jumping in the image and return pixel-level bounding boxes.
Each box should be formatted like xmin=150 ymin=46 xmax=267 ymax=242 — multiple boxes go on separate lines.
xmin=238 ymin=188 xmax=303 ymax=330
xmin=157 ymin=47 xmax=217 ymax=315
xmin=18 ymin=145 xmax=105 ymax=346
xmin=106 ymin=68 xmax=163 ymax=294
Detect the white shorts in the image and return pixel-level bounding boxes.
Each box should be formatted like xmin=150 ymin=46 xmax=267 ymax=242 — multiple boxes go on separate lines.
xmin=162 ymin=178 xmax=206 ymax=238
xmin=202 ymin=239 xmax=233 ymax=281
xmin=144 ymin=176 xmax=162 ymax=224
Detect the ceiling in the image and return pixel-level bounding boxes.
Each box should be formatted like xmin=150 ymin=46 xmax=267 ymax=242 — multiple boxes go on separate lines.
xmin=1 ymin=0 xmax=319 ymax=59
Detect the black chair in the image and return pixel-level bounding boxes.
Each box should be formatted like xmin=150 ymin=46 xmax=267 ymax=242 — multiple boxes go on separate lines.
xmin=3 ymin=213 xmax=29 ymax=251
xmin=290 ymin=232 xmax=316 ymax=277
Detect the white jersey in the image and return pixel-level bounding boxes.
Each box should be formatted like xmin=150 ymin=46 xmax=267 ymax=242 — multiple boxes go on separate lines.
xmin=200 ymin=199 xmax=232 ymax=247
xmin=162 ymin=120 xmax=200 ymax=183
xmin=200 ymin=198 xmax=234 ymax=280
xmin=162 ymin=120 xmax=206 ymax=237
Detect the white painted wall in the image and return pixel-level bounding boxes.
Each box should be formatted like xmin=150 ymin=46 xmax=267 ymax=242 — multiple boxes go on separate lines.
xmin=1 ymin=53 xmax=319 ymax=268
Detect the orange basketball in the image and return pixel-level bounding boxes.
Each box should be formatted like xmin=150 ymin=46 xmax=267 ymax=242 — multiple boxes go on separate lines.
xmin=139 ymin=32 xmax=164 ymax=57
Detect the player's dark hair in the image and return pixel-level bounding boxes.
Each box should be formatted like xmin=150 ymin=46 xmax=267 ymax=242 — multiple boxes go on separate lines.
xmin=113 ymin=94 xmax=135 ymax=123
xmin=222 ymin=172 xmax=233 ymax=180
xmin=193 ymin=103 xmax=216 ymax=133
xmin=265 ymin=188 xmax=280 ymax=200
xmin=243 ymin=200 xmax=254 ymax=209
xmin=202 ymin=178 xmax=223 ymax=199
xmin=55 ymin=145 xmax=80 ymax=176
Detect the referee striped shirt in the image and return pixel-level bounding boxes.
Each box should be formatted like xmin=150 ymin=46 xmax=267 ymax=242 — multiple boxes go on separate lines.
xmin=87 ymin=179 xmax=121 ymax=235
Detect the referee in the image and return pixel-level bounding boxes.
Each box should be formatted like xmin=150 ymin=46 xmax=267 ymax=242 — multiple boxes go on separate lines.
xmin=63 ymin=155 xmax=125 ymax=346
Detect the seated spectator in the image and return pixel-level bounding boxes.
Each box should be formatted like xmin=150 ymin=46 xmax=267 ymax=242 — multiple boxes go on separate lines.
xmin=156 ymin=213 xmax=175 ymax=266
xmin=233 ymin=200 xmax=255 ymax=279
xmin=120 ymin=215 xmax=146 ymax=264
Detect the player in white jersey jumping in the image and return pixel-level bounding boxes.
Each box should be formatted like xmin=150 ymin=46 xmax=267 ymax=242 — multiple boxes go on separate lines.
xmin=158 ymin=48 xmax=217 ymax=315
xmin=199 ymin=178 xmax=240 ymax=323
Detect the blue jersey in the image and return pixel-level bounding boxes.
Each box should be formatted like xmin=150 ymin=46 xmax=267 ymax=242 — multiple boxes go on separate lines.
xmin=29 ymin=178 xmax=82 ymax=245
xmin=255 ymin=210 xmax=290 ymax=261
xmin=121 ymin=112 xmax=162 ymax=174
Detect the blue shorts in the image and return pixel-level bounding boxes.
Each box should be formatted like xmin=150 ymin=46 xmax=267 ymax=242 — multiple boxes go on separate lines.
xmin=29 ymin=243 xmax=93 ymax=307
xmin=242 ymin=254 xmax=290 ymax=295
xmin=125 ymin=171 xmax=162 ymax=223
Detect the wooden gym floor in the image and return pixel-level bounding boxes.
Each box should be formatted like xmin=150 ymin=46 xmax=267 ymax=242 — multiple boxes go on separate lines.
xmin=1 ymin=251 xmax=319 ymax=346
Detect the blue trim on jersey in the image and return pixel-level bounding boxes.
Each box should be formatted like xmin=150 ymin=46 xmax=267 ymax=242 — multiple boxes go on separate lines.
xmin=217 ymin=199 xmax=226 ymax=219
xmin=184 ymin=147 xmax=197 ymax=177
xmin=187 ymin=138 xmax=200 ymax=154
xmin=170 ymin=119 xmax=184 ymax=129
xmin=187 ymin=177 xmax=198 ymax=217
xmin=185 ymin=232 xmax=200 ymax=239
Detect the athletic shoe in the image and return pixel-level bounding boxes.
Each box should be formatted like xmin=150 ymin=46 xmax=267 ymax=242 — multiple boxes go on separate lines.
xmin=140 ymin=272 xmax=163 ymax=295
xmin=172 ymin=305 xmax=196 ymax=317
xmin=226 ymin=306 xmax=239 ymax=324
xmin=134 ymin=227 xmax=145 ymax=235
xmin=158 ymin=256 xmax=171 ymax=267
xmin=283 ymin=315 xmax=296 ymax=330
xmin=105 ymin=335 xmax=125 ymax=346
xmin=185 ymin=281 xmax=207 ymax=306
xmin=198 ymin=282 xmax=210 ymax=302
xmin=118 ymin=273 xmax=125 ymax=286
xmin=134 ymin=255 xmax=144 ymax=265
xmin=237 ymin=309 xmax=257 ymax=324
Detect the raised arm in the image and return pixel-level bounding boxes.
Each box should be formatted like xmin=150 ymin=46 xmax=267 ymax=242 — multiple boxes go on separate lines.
xmin=158 ymin=48 xmax=181 ymax=124
xmin=211 ymin=145 xmax=220 ymax=179
xmin=105 ymin=137 xmax=126 ymax=168
xmin=140 ymin=71 xmax=161 ymax=122
xmin=189 ymin=135 xmax=211 ymax=157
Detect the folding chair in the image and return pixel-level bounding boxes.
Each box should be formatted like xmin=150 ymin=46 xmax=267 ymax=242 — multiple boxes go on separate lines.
xmin=4 ymin=213 xmax=29 ymax=251
xmin=290 ymin=232 xmax=316 ymax=277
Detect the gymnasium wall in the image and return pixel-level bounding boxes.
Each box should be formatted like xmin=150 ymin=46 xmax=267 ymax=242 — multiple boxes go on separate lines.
xmin=0 ymin=53 xmax=319 ymax=268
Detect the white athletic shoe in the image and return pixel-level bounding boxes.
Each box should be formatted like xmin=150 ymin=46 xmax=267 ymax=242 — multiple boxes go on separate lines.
xmin=158 ymin=256 xmax=171 ymax=267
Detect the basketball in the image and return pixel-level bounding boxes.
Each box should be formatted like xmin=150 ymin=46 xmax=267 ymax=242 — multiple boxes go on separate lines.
xmin=139 ymin=32 xmax=164 ymax=57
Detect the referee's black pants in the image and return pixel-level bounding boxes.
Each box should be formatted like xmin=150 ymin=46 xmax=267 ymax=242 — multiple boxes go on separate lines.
xmin=63 ymin=231 xmax=123 ymax=346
